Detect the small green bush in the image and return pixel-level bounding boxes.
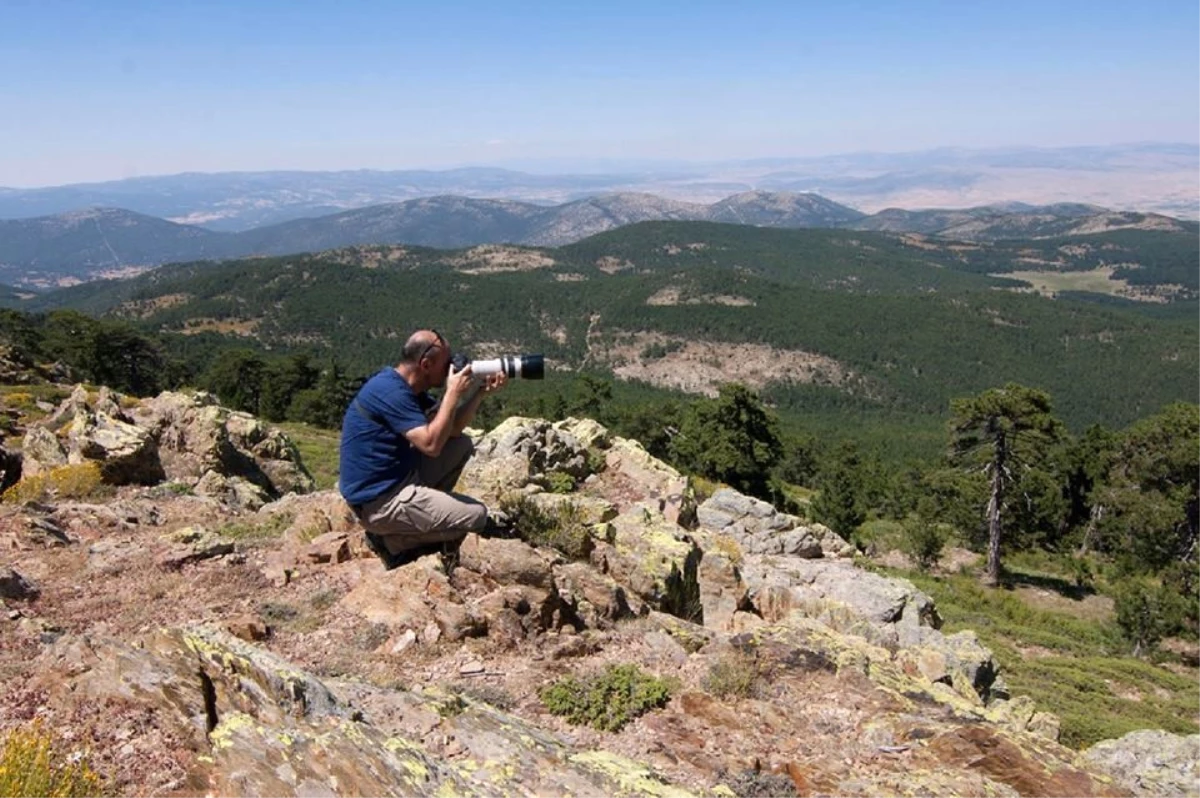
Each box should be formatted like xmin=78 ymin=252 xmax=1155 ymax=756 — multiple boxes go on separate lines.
xmin=899 ymin=514 xmax=948 ymax=571
xmin=702 ymin=652 xmax=761 ymax=699
xmin=544 ymin=471 xmax=576 ymax=494
xmin=1113 ymin=577 xmax=1185 ymax=656
xmin=0 ymin=720 xmax=104 ymax=797
xmin=540 ymin=664 xmax=673 ymax=731
xmin=500 ymin=495 xmax=594 ymax=560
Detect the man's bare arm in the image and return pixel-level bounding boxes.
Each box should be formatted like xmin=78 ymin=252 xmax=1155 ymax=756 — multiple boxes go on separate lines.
xmin=404 ymin=366 xmax=474 ymax=457
xmin=451 ymin=372 xmax=507 ymax=435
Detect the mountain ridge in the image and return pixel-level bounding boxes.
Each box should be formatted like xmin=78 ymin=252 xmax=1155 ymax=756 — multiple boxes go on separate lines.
xmin=0 ymin=191 xmax=1194 ymax=288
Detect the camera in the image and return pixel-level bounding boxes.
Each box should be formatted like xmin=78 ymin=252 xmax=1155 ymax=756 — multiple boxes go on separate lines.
xmin=451 ymin=352 xmax=544 ymax=380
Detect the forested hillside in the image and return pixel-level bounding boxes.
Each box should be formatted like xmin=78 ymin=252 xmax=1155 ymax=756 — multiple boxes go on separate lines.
xmin=9 ymin=222 xmax=1194 ymax=440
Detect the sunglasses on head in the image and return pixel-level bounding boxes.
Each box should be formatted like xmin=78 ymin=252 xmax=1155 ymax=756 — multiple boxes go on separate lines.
xmin=417 ymin=329 xmax=447 ymax=365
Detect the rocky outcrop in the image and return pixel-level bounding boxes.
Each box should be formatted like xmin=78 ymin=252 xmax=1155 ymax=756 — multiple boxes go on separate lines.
xmin=697 ymin=487 xmax=853 ymax=558
xmin=64 ymin=404 xmax=163 ymax=484
xmin=1081 ymin=730 xmax=1200 ymax=797
xmin=2 ymin=411 xmax=1186 ymax=797
xmin=16 ymin=386 xmax=313 ymax=501
xmin=459 ymin=416 xmax=590 ymax=502
xmin=133 ymin=390 xmax=313 ymax=498
xmin=42 ymin=626 xmax=695 ymax=797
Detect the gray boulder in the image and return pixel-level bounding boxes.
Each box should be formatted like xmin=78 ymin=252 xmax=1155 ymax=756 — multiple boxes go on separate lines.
xmin=458 ymin=417 xmax=588 ymax=502
xmin=697 ymin=488 xmax=852 ymax=558
xmin=133 ymin=390 xmax=313 ymax=497
xmin=740 ymin=555 xmax=941 ymax=647
xmin=1081 ymin=729 xmax=1200 ymax=797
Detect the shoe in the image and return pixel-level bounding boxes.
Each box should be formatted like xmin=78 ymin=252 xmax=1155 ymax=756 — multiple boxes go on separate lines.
xmin=481 ymin=509 xmax=515 ymax=538
xmin=364 ymin=532 xmax=403 ymax=570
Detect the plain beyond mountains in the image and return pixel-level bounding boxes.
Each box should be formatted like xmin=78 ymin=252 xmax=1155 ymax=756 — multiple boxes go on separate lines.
xmin=0 ymin=143 xmax=1195 ymax=232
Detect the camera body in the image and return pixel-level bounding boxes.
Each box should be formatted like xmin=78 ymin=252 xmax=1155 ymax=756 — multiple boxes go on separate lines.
xmin=451 ymin=352 xmax=544 ymax=381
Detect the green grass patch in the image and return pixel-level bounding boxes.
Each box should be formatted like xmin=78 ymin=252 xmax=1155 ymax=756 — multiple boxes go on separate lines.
xmin=1009 ymin=656 xmax=1199 ymax=748
xmin=277 ymin=421 xmax=340 ymax=490
xmin=895 ymin=567 xmax=1199 ymax=749
xmin=999 ymin=267 xmax=1136 ymax=300
xmin=217 ymin=512 xmax=293 ymax=543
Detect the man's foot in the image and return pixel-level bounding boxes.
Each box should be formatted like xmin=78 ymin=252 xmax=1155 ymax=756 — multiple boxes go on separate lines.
xmin=364 ymin=532 xmax=403 ymax=570
xmin=481 ymin=508 xmax=515 ymax=538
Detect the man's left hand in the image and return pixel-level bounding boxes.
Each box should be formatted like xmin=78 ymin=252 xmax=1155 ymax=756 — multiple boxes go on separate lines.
xmin=482 ymin=372 xmax=507 ymax=394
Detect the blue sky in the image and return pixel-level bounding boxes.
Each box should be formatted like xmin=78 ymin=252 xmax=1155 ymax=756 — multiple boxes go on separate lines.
xmin=2 ymin=0 xmax=1197 ymax=186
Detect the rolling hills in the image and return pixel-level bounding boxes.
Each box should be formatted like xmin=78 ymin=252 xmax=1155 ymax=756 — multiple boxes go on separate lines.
xmin=0 ymin=192 xmax=863 ymax=286
xmin=0 ymin=190 xmax=1193 ymax=288
xmin=12 ymin=221 xmax=1196 ymax=445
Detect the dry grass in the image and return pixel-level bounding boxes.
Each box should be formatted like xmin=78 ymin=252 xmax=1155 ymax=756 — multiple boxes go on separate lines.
xmin=997 ymin=266 xmax=1178 ymax=303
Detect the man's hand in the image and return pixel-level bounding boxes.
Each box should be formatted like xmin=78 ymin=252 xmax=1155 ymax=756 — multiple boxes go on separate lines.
xmin=445 ymin=363 xmax=475 ymax=401
xmin=481 ymin=371 xmax=507 ymax=394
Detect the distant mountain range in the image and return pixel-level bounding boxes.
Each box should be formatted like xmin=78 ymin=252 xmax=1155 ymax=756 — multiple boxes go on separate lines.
xmin=1 ymin=143 xmax=1196 ymax=231
xmin=1 ymin=191 xmax=1194 ymax=288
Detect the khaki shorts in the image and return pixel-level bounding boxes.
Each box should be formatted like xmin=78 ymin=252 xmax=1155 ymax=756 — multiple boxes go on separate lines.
xmin=355 ymin=436 xmax=487 ymax=554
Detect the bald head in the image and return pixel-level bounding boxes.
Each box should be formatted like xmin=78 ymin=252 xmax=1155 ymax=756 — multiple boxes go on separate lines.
xmin=401 ymin=329 xmax=445 ymax=366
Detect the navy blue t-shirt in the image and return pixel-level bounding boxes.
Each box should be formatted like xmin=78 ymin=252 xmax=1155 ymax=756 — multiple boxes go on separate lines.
xmin=338 ymin=368 xmax=435 ymax=506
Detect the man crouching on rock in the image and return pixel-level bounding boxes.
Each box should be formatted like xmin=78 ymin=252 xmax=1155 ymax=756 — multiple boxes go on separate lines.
xmin=339 ymin=329 xmax=506 ymax=568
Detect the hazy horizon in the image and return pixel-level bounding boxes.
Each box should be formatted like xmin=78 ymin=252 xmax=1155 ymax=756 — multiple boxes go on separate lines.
xmin=2 ymin=0 xmax=1196 ymax=188
xmin=0 ymin=140 xmax=1194 ymax=191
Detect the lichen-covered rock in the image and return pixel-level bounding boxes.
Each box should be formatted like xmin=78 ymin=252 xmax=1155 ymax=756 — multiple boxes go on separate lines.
xmin=194 ymin=470 xmax=270 ymax=511
xmin=42 ymin=626 xmax=696 ymax=797
xmin=554 ymin=416 xmax=611 ymax=449
xmin=603 ymin=438 xmax=696 ymax=526
xmin=697 ymin=487 xmax=853 ymax=558
xmin=1081 ymin=729 xmax=1200 ymax=797
xmin=458 ymin=417 xmax=589 ymax=502
xmin=156 ymin=526 xmax=235 ymax=570
xmin=133 ymin=390 xmax=314 ymax=497
xmin=592 ymin=507 xmax=701 ymax=617
xmin=65 ymin=409 xmax=164 ymax=484
xmin=19 ymin=425 xmax=67 ymax=477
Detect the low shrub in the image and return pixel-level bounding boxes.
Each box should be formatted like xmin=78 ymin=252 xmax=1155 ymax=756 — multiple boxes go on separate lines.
xmin=540 ymin=664 xmax=673 ymax=731
xmin=722 ymin=768 xmax=799 ymax=798
xmin=500 ymin=495 xmax=594 ymax=560
xmin=0 ymin=719 xmax=104 ymax=798
xmin=2 ymin=462 xmax=106 ymax=504
xmin=702 ymin=651 xmax=761 ymax=699
xmin=899 ymin=514 xmax=948 ymax=571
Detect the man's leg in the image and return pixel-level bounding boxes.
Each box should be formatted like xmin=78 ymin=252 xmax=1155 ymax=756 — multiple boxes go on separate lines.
xmin=418 ymin=435 xmax=474 ymax=492
xmin=361 ymin=481 xmax=487 ymax=555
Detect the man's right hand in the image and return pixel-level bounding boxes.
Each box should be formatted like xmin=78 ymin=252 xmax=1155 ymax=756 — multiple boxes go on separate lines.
xmin=445 ymin=363 xmax=475 ymax=400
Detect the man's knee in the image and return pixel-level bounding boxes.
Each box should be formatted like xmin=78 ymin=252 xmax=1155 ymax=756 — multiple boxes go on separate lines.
xmin=444 ymin=434 xmax=475 ymax=466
